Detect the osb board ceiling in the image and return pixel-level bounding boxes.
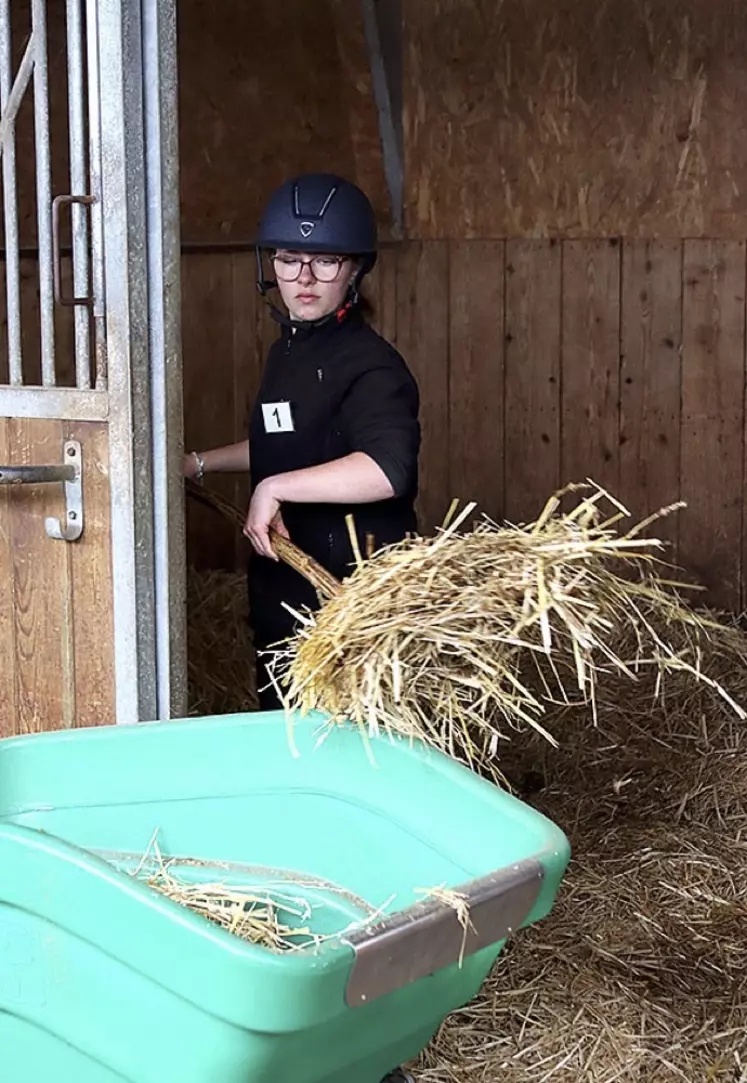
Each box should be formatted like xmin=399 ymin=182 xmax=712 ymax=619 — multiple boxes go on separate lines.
xmin=404 ymin=0 xmax=747 ymax=238
xmin=177 ymin=0 xmax=391 ymax=242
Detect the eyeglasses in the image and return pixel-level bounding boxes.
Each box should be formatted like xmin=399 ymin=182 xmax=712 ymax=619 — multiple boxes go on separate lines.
xmin=272 ymin=253 xmax=348 ymax=283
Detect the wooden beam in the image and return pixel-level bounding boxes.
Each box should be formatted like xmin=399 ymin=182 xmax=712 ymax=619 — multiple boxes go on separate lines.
xmin=361 ymin=0 xmax=403 ymax=238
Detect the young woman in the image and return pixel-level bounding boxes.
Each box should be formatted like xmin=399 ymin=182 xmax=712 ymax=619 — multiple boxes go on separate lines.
xmin=185 ymin=173 xmax=421 ymax=713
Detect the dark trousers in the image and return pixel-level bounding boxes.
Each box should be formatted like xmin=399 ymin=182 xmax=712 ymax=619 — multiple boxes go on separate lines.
xmin=248 ymin=559 xmax=324 ymax=711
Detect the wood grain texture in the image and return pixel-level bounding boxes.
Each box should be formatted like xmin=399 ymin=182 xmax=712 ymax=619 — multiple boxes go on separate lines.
xmin=620 ymin=240 xmax=682 ymax=556
xmin=231 ymin=252 xmax=264 ymax=568
xmin=0 ymin=418 xmax=117 ymax=733
xmin=368 ymin=245 xmax=398 ymax=347
xmin=177 ymin=0 xmax=389 ymax=242
xmin=404 ymin=0 xmax=747 ymax=239
xmin=180 ymin=239 xmax=747 ymax=613
xmin=395 ymin=241 xmax=450 ymax=533
xmin=181 ymin=253 xmax=245 ymax=570
xmin=504 ymin=239 xmax=562 ymax=524
xmin=65 ymin=421 xmax=115 ymax=727
xmin=448 ymin=240 xmax=505 ymax=520
xmin=680 ymin=240 xmax=745 ymax=610
xmin=7 ymin=418 xmax=73 ymax=733
xmin=0 ymin=419 xmax=16 ymax=737
xmin=561 ymin=240 xmax=621 ymax=496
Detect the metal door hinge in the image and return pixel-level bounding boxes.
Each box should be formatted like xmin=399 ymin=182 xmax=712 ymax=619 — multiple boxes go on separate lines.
xmin=0 ymin=440 xmax=84 ymax=542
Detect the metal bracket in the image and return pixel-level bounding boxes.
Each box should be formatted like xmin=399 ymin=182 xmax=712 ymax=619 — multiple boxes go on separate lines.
xmin=45 ymin=440 xmax=83 ymax=540
xmin=0 ymin=440 xmax=84 ymax=542
xmin=344 ymin=858 xmax=544 ymax=1007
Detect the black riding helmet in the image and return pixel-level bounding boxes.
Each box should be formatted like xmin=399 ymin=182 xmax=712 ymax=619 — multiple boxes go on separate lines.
xmin=255 ymin=173 xmax=378 ymax=324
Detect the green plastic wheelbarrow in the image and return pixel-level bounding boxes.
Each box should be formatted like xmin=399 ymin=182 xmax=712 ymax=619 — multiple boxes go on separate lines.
xmin=0 ymin=710 xmax=570 ymax=1083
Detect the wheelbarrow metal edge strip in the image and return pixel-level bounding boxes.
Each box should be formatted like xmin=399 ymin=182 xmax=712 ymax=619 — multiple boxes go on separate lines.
xmin=343 ymin=856 xmax=544 ymax=1007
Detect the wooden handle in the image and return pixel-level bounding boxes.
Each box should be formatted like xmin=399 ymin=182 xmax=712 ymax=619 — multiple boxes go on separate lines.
xmin=184 ymin=478 xmax=341 ymax=599
xmin=268 ymin=529 xmax=341 ymax=599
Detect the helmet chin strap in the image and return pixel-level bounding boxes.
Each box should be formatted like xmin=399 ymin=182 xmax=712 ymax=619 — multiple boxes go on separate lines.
xmin=255 ymin=247 xmax=364 ymax=331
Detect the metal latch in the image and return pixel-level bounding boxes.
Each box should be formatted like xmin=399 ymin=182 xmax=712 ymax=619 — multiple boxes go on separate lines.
xmin=0 ymin=440 xmax=84 ymax=542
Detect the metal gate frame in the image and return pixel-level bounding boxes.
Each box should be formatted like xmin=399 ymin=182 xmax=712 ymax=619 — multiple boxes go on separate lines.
xmin=0 ymin=0 xmax=187 ymax=724
xmin=97 ymin=0 xmax=186 ymax=723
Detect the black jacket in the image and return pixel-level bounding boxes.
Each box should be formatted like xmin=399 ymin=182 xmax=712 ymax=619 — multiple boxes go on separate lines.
xmin=249 ymin=308 xmax=421 ymax=587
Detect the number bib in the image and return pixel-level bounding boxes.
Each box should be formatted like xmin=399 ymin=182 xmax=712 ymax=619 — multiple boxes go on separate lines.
xmin=261 ymin=401 xmax=295 ymax=434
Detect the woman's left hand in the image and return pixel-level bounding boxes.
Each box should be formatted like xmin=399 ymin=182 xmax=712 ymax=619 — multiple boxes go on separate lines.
xmin=243 ymin=480 xmax=286 ymax=560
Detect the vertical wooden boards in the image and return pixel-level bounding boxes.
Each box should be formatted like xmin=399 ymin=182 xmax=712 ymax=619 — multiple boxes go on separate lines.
xmin=231 ymin=251 xmax=264 ymax=567
xmin=6 ymin=418 xmax=73 ymax=733
xmin=504 ymin=240 xmax=562 ymax=524
xmin=681 ymin=241 xmax=745 ymax=611
xmin=65 ymin=421 xmax=116 ymax=727
xmin=620 ymin=240 xmax=682 ymax=557
xmin=367 ymin=244 xmax=398 ymax=347
xmin=181 ymin=252 xmax=241 ymax=570
xmin=448 ymin=240 xmax=504 ymax=521
xmin=0 ymin=419 xmax=15 ymax=736
xmin=177 ymin=238 xmax=747 ymax=613
xmin=0 ymin=420 xmax=119 ymax=733
xmin=561 ymin=240 xmax=621 ymax=497
xmin=395 ymin=241 xmax=450 ymax=533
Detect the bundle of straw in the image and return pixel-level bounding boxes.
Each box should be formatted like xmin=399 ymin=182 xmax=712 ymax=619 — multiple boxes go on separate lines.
xmin=127 ymin=835 xmax=315 ymax=952
xmin=184 ymin=549 xmax=747 ymax=1080
xmin=147 ymin=863 xmax=306 ymax=950
xmin=265 ymin=482 xmax=745 ymax=774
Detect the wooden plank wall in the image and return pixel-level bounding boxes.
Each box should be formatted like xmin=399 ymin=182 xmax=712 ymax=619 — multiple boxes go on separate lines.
xmin=182 ymin=238 xmax=747 ymax=614
xmin=0 ymin=418 xmax=115 ymax=737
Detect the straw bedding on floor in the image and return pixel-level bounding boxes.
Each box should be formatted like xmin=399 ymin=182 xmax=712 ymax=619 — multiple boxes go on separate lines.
xmin=186 ymin=487 xmax=747 ymax=1083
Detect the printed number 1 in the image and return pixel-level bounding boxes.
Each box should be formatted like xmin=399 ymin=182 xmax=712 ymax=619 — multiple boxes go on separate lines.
xmin=262 ymin=401 xmax=293 ymax=434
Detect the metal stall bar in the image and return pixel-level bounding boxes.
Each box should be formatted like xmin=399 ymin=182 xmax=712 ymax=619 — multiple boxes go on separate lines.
xmin=85 ymin=0 xmax=107 ymax=388
xmin=31 ymin=0 xmax=55 ymax=386
xmin=142 ymin=0 xmax=187 ymax=719
xmin=0 ymin=24 xmax=35 ymax=153
xmin=65 ymin=0 xmax=92 ymax=390
xmin=96 ymin=0 xmax=158 ymax=722
xmin=0 ymin=11 xmax=34 ymax=386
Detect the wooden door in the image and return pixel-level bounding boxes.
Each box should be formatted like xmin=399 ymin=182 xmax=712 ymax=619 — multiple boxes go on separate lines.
xmin=0 ymin=0 xmax=185 ymax=735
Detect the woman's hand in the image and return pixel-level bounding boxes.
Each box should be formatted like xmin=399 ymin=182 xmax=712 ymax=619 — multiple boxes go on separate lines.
xmin=243 ymin=479 xmax=288 ymax=559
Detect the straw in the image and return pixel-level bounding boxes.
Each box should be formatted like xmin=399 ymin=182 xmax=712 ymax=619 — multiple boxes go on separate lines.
xmin=185 ymin=560 xmax=747 ymax=1081
xmin=123 ymin=832 xmax=314 ymax=951
xmin=263 ymin=482 xmax=744 ymax=777
xmin=186 ymin=566 xmax=256 ymax=717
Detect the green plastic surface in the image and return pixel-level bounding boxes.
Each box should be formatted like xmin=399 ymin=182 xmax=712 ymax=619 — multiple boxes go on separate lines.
xmin=0 ymin=710 xmax=570 ymax=1082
